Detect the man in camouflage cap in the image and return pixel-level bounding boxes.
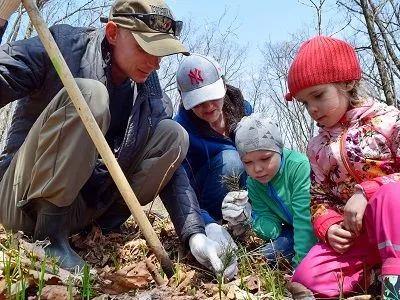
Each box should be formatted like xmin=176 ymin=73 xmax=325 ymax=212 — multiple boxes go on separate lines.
xmin=0 ymin=0 xmax=236 ymax=278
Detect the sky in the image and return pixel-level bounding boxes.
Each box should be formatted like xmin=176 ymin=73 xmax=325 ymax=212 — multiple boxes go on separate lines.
xmin=166 ymin=0 xmax=342 ymax=64
xmin=168 ymin=0 xmax=316 ymax=41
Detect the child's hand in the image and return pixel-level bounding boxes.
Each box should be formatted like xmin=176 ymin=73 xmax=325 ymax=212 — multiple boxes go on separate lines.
xmin=343 ymin=190 xmax=368 ymax=236
xmin=327 ymin=222 xmax=356 ymax=254
xmin=221 ymin=191 xmax=252 ymax=238
xmin=221 ymin=191 xmax=252 ymax=225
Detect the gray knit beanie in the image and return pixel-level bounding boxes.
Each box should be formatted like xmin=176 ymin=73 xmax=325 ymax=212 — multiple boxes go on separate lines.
xmin=235 ymin=113 xmax=283 ymax=157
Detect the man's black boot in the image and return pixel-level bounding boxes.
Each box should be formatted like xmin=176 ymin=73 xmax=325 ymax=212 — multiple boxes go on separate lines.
xmin=33 ymin=200 xmax=85 ymax=271
xmin=95 ymin=200 xmax=131 ymax=234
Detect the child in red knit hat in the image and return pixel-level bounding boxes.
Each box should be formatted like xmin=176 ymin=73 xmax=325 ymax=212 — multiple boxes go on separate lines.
xmin=287 ymin=36 xmax=400 ymax=299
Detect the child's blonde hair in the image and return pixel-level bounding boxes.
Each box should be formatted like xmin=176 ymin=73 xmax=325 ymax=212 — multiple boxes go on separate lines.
xmin=337 ymin=80 xmax=367 ymax=108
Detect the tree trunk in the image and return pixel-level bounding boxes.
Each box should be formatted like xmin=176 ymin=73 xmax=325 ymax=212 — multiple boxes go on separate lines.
xmin=359 ymin=0 xmax=395 ymax=105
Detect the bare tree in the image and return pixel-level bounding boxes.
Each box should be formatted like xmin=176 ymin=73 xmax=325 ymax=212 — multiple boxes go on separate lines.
xmin=359 ymin=0 xmax=395 ymax=105
xmin=300 ymin=0 xmax=327 ymax=34
xmin=336 ymin=0 xmax=400 ymax=106
xmin=253 ymin=0 xmax=346 ymax=152
xmin=258 ymin=39 xmax=314 ymax=153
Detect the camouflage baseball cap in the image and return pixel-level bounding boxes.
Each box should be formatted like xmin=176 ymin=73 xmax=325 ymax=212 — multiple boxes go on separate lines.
xmin=106 ymin=0 xmax=189 ymax=57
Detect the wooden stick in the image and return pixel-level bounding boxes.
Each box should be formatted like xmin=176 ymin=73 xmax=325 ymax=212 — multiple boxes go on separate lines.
xmin=21 ymin=0 xmax=174 ymax=278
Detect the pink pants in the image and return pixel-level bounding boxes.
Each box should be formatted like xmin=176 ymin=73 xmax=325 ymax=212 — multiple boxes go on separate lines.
xmin=292 ymin=183 xmax=400 ymax=297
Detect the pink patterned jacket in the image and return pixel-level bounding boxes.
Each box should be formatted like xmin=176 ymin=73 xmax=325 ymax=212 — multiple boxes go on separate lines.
xmin=307 ymin=99 xmax=400 ymax=241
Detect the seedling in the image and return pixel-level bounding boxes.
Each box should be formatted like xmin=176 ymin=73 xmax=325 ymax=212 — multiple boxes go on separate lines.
xmin=216 ymin=244 xmax=237 ymax=300
xmin=15 ymin=277 xmax=27 ymax=300
xmin=37 ymin=257 xmax=47 ymax=299
xmin=50 ymin=256 xmax=59 ymax=275
xmin=4 ymin=251 xmax=13 ymax=296
xmin=221 ymin=172 xmax=243 ymax=192
xmin=110 ymin=252 xmax=120 ymax=270
xmin=259 ymin=263 xmax=286 ymax=299
xmin=68 ymin=276 xmax=74 ymax=300
xmin=15 ymin=254 xmax=27 ymax=299
xmin=237 ymin=244 xmax=253 ymax=290
xmin=81 ymin=263 xmax=92 ymax=299
xmin=173 ymin=254 xmax=182 ymax=287
xmin=29 ymin=250 xmax=37 ymax=270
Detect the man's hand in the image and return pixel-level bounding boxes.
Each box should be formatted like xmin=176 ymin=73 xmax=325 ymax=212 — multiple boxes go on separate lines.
xmin=204 ymin=223 xmax=237 ymax=250
xmin=0 ymin=0 xmax=21 ymax=21
xmin=327 ymin=222 xmax=356 ymax=254
xmin=221 ymin=191 xmax=252 ymax=226
xmin=189 ymin=224 xmax=238 ymax=280
xmin=343 ymin=190 xmax=368 ymax=236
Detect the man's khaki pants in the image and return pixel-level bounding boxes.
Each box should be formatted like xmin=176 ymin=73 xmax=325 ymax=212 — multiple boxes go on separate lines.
xmin=0 ymin=78 xmax=188 ymax=234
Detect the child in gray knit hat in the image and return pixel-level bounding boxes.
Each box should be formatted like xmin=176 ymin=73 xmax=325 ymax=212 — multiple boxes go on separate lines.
xmin=221 ymin=112 xmax=317 ymax=269
xmin=235 ymin=113 xmax=284 ymax=159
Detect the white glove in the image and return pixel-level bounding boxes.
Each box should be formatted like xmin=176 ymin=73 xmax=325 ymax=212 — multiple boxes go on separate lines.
xmin=0 ymin=0 xmax=21 ymax=20
xmin=222 ymin=191 xmax=252 ymax=226
xmin=189 ymin=224 xmax=238 ymax=280
xmin=205 ymin=223 xmax=238 ymax=251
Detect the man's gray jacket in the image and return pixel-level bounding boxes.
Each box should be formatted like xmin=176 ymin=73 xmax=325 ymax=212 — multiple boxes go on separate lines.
xmin=0 ymin=24 xmax=205 ymax=244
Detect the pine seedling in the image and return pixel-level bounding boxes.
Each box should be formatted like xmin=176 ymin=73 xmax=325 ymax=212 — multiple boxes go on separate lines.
xmin=173 ymin=254 xmax=182 ymax=288
xmin=221 ymin=172 xmax=243 ymax=192
xmin=4 ymin=231 xmax=15 ymax=249
xmin=237 ymin=244 xmax=252 ymax=290
xmin=110 ymin=252 xmax=120 ymax=270
xmin=4 ymin=251 xmax=12 ymax=297
xmin=16 ymin=277 xmax=27 ymax=300
xmin=216 ymin=271 xmax=224 ymax=300
xmin=216 ymin=244 xmax=237 ymax=300
xmin=37 ymin=257 xmax=47 ymax=299
xmin=29 ymin=250 xmax=37 ymax=271
xmin=259 ymin=263 xmax=286 ymax=300
xmin=81 ymin=263 xmax=92 ymax=300
xmin=67 ymin=276 xmax=74 ymax=300
xmin=15 ymin=253 xmax=27 ymax=299
xmin=50 ymin=256 xmax=59 ymax=275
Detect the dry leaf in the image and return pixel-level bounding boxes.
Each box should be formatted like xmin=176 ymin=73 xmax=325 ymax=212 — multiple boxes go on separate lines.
xmin=0 ymin=278 xmax=6 ymax=295
xmin=28 ymin=270 xmax=62 ymax=285
xmin=19 ymin=240 xmax=46 ymax=260
xmin=286 ymin=281 xmax=315 ymax=299
xmin=226 ymin=285 xmax=257 ymax=300
xmin=175 ymin=270 xmax=195 ymax=292
xmin=100 ymin=261 xmax=152 ymax=294
xmin=245 ymin=275 xmax=259 ymax=292
xmin=40 ymin=285 xmax=81 ymax=300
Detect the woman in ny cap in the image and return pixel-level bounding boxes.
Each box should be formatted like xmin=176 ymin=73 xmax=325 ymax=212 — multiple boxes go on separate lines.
xmin=174 ymin=53 xmax=252 ymax=226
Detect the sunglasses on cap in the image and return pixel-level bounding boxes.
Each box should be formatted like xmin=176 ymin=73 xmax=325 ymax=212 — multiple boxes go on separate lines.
xmin=110 ymin=13 xmax=183 ymax=37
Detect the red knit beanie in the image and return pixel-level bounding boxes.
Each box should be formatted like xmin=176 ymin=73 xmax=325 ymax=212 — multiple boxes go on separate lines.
xmin=285 ymin=36 xmax=361 ymax=101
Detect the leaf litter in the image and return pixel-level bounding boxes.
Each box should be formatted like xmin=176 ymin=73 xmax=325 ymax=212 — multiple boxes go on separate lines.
xmin=0 ymin=210 xmax=379 ymax=299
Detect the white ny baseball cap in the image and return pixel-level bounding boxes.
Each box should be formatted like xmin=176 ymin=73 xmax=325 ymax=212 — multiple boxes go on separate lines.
xmin=176 ymin=53 xmax=226 ymax=110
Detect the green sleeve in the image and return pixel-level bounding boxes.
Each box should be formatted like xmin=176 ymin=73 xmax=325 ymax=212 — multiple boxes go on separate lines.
xmin=290 ymin=159 xmax=317 ymax=267
xmin=248 ymin=179 xmax=282 ymax=241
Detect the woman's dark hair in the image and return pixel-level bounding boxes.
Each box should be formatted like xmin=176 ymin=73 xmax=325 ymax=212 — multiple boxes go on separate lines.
xmin=221 ymin=76 xmax=246 ymax=134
